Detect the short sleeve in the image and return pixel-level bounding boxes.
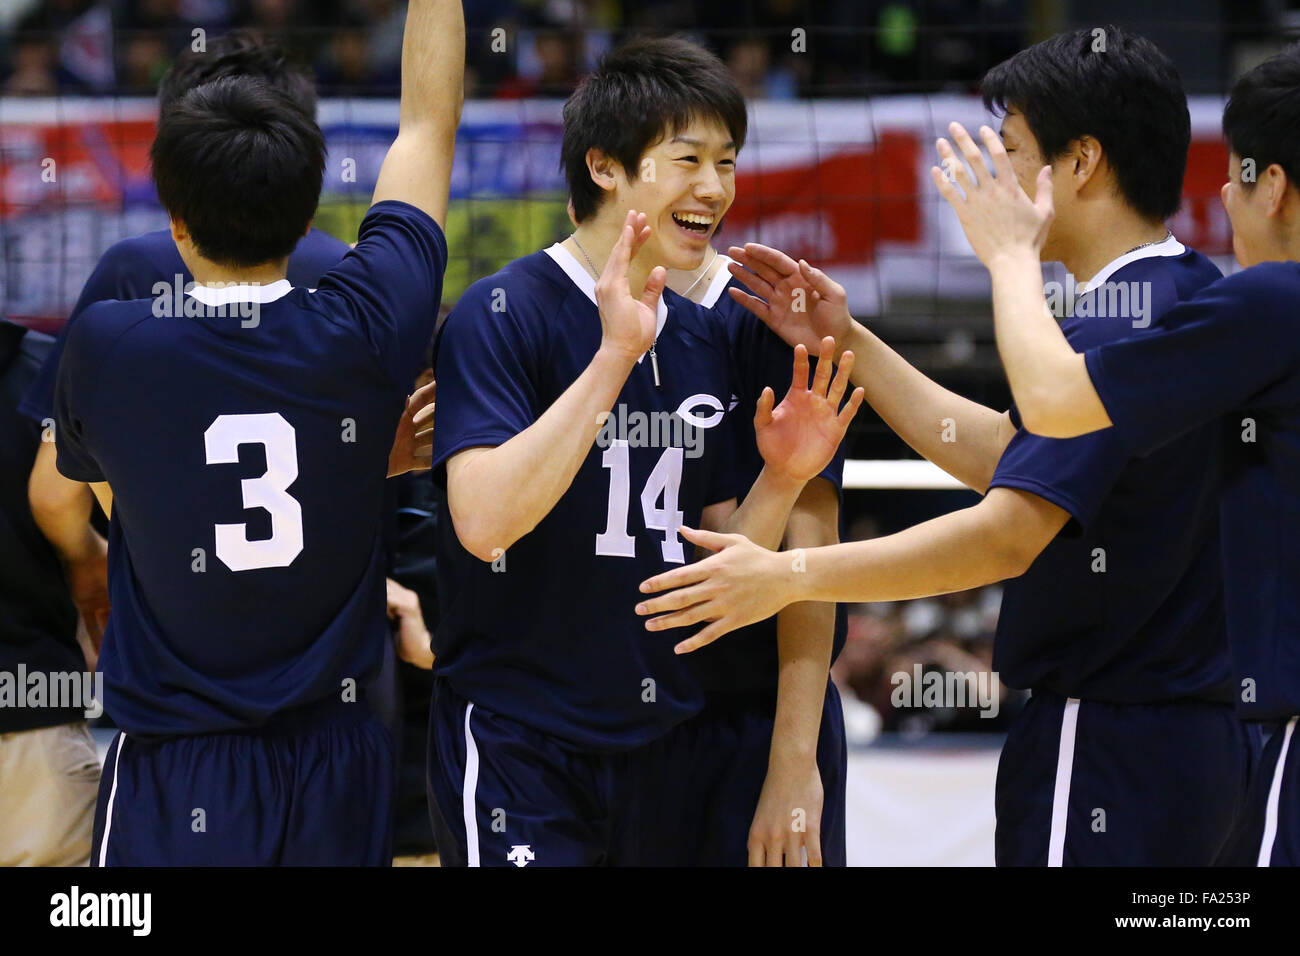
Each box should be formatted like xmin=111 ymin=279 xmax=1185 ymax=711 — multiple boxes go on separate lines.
xmin=988 ymin=409 xmax=1128 ymax=533
xmin=313 ymin=200 xmax=448 ymax=390
xmin=430 ymin=282 xmax=543 ymax=481
xmin=52 ymin=310 xmax=106 ymax=483
xmin=1085 ymin=265 xmax=1300 ymax=457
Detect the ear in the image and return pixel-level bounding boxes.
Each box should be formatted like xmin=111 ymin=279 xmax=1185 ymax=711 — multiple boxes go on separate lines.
xmin=1261 ymin=163 xmax=1291 ymax=219
xmin=585 ymin=147 xmax=620 ymax=196
xmin=1070 ymin=135 xmax=1105 ymax=188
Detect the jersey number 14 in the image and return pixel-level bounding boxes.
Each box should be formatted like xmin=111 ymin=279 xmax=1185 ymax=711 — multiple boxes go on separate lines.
xmin=595 ymin=441 xmax=685 ymax=564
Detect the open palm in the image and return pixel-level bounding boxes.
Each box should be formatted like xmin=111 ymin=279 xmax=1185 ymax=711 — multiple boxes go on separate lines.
xmin=727 ymin=243 xmax=853 ymax=353
xmin=755 ymin=336 xmax=864 ymax=482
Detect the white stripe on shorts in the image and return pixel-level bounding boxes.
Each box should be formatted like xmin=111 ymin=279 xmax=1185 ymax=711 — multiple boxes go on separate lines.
xmin=97 ymin=732 xmax=127 ymax=867
xmin=462 ymin=703 xmax=481 ymax=867
xmin=1258 ymin=716 xmax=1298 ymax=867
xmin=1047 ymin=698 xmax=1081 ymax=867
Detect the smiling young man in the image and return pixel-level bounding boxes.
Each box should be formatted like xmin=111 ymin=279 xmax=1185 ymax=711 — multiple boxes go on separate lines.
xmin=638 ymin=28 xmax=1257 ymax=865
xmin=426 ymin=37 xmax=861 ymax=867
xmin=934 ymin=43 xmax=1300 ymax=866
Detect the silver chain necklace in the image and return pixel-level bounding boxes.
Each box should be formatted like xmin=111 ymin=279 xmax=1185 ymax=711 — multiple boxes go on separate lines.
xmin=1120 ymin=230 xmax=1173 ymax=257
xmin=570 ymin=233 xmax=662 ymax=386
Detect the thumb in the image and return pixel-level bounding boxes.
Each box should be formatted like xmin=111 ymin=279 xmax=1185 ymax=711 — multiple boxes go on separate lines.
xmin=641 ymin=266 xmax=667 ymax=312
xmin=753 ymin=386 xmax=775 ymax=428
xmin=678 ymin=524 xmax=734 ymax=553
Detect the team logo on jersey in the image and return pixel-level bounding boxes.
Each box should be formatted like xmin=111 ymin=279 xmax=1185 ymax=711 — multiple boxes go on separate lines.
xmin=595 ymin=393 xmax=726 ymax=461
xmin=506 ymin=844 xmax=535 ymax=867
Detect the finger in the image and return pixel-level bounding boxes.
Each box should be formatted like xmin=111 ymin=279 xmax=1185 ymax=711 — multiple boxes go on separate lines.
xmin=672 ymin=617 xmax=732 ymax=654
xmin=979 ymin=124 xmax=1013 ymax=182
xmin=643 ymin=601 xmax=717 ymax=633
xmin=747 ymin=838 xmax=764 ymax=868
xmin=947 ymin=121 xmax=987 ymax=185
xmin=766 ymin=839 xmax=785 ymax=868
xmin=604 ymin=216 xmax=634 ymax=284
xmin=727 ymin=286 xmax=773 ymax=324
xmin=641 ymin=265 xmax=667 ymax=312
xmin=1035 ymin=165 xmax=1055 ymax=219
xmin=935 ymin=137 xmax=973 ymax=194
xmin=726 ymin=259 xmax=777 ymax=300
xmin=678 ymin=524 xmax=739 ymax=553
xmin=826 ymin=347 xmax=855 ymax=407
xmin=789 ymin=342 xmax=810 ymax=393
xmin=728 ymin=246 xmax=789 ymax=290
xmin=810 ymin=335 xmax=836 ymax=397
xmin=806 ymin=825 xmax=823 ymax=868
xmin=797 ymin=259 xmax=845 ymax=303
xmin=413 ymin=403 xmax=435 ymax=428
xmin=784 ymin=833 xmax=803 ymax=868
xmin=638 ymin=584 xmax=708 ymax=617
xmin=837 ymin=385 xmax=866 ymax=428
xmin=742 ymin=242 xmax=800 ymax=280
xmin=639 ymin=560 xmax=710 ymax=595
xmin=408 ymin=378 xmax=436 ymax=410
xmin=753 ymin=386 xmax=774 ymax=429
xmin=930 ymin=163 xmax=965 ymax=208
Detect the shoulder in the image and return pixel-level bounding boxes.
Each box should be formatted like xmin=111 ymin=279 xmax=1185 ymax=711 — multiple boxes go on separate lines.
xmin=453 ymin=253 xmax=571 ymax=321
xmin=292 ymin=227 xmax=351 ymax=267
xmin=94 ymin=230 xmax=182 ymax=281
xmin=64 ymin=298 xmax=156 ymax=356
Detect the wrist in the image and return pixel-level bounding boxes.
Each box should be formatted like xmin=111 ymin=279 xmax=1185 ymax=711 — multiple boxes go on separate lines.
xmin=595 ymin=341 xmax=642 ymax=370
xmin=987 ymin=245 xmax=1040 ymax=274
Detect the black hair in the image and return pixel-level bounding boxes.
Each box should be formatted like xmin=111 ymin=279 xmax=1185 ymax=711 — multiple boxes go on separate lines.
xmin=562 ymin=36 xmax=747 ymax=223
xmin=158 ymin=29 xmax=317 ymax=117
xmin=981 ymin=26 xmax=1189 ymax=222
xmin=1223 ymin=43 xmax=1300 ymax=191
xmin=151 ymin=75 xmax=325 ymax=268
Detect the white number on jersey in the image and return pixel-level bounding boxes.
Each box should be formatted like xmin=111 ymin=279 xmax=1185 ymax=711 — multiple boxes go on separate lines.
xmin=595 ymin=441 xmax=686 ymax=563
xmin=203 ymin=412 xmax=304 ymax=572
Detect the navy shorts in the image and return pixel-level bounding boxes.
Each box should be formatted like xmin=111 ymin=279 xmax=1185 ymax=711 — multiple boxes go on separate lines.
xmin=91 ymin=698 xmax=394 ymax=866
xmin=995 ymin=691 xmax=1256 ymax=866
xmin=1218 ymin=716 xmax=1300 ymax=866
xmin=671 ymin=680 xmax=847 ymax=866
xmin=427 ymin=678 xmax=709 ymax=867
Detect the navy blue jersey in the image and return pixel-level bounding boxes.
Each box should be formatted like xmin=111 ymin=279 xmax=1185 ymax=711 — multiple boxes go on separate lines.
xmin=430 ymin=244 xmax=738 ymax=752
xmin=20 ymin=226 xmax=350 ymax=427
xmin=990 ymin=246 xmax=1233 ymax=704
xmin=52 ymin=202 xmax=446 ymax=736
xmin=689 ymin=263 xmax=847 ymax=700
xmin=1083 ymin=261 xmax=1300 ymax=720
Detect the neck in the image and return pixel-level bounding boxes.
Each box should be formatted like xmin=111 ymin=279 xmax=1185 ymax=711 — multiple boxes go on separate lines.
xmin=188 ymin=257 xmax=289 ymax=288
xmin=665 ymin=247 xmax=723 ymax=303
xmin=1058 ymin=208 xmax=1169 ymax=286
xmin=568 ymin=216 xmax=655 ymax=297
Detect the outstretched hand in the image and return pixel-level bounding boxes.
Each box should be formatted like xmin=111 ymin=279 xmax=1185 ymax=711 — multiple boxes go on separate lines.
xmin=755 ymin=336 xmax=864 ymax=484
xmin=726 ymin=243 xmax=854 ymax=354
xmin=595 ymin=209 xmax=664 ymax=362
xmin=930 ymin=122 xmax=1054 ymax=267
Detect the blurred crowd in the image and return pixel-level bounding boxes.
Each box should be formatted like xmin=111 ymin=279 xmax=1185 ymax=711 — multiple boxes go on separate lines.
xmin=1 ymin=0 xmax=1028 ymax=97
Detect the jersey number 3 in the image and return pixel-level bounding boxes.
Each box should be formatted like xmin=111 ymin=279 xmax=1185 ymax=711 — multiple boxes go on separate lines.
xmin=596 ymin=441 xmax=685 ymax=563
xmin=204 ymin=413 xmax=304 ymax=572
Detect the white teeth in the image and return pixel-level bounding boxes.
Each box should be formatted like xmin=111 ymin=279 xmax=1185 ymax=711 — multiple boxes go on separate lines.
xmin=674 ymin=212 xmax=714 ymax=226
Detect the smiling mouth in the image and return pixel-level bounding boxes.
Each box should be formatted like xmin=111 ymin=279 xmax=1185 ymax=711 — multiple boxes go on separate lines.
xmin=671 ymin=212 xmax=714 ymax=235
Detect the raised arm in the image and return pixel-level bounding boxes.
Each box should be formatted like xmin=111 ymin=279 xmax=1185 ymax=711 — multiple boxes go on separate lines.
xmin=930 ymin=122 xmax=1109 ymax=437
xmin=446 ymin=212 xmax=662 ymax=561
xmin=728 ymin=243 xmax=1016 ymax=491
xmin=370 ymin=0 xmax=465 ymax=226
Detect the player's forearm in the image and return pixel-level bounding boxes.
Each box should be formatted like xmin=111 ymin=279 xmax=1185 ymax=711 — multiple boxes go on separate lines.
xmin=988 ymin=248 xmax=1107 ymax=437
xmin=844 ymin=320 xmax=1010 ymax=492
xmin=719 ymin=467 xmax=805 ymax=550
xmin=787 ymin=504 xmax=1026 ymax=605
xmin=398 ymin=0 xmax=465 ymax=134
xmin=448 ymin=347 xmax=637 ymax=561
xmin=769 ymin=485 xmax=838 ymax=768
xmin=28 ymin=442 xmax=99 ymax=564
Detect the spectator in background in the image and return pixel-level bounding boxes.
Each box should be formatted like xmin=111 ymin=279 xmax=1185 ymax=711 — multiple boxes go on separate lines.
xmin=0 ymin=316 xmax=103 ymax=867
xmin=3 ymin=28 xmax=58 ymax=93
xmin=493 ymin=13 xmax=582 ymax=99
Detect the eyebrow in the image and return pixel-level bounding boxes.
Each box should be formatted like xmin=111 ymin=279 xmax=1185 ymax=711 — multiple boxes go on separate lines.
xmin=671 ymin=136 xmax=737 ymax=150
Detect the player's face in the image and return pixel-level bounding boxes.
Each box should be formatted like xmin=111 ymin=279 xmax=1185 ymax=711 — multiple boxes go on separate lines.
xmin=1222 ymin=152 xmax=1267 ymax=268
xmin=999 ymin=111 xmax=1064 ymax=262
xmin=622 ymin=116 xmax=737 ymax=271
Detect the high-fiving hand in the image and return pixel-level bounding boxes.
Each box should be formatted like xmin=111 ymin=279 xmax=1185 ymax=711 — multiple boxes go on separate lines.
xmin=726 ymin=243 xmax=854 ymax=354
xmin=595 ymin=210 xmax=664 ymax=362
xmin=930 ymin=122 xmax=1055 ymax=267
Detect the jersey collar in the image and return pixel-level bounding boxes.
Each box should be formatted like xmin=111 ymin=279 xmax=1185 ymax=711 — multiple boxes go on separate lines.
xmin=185 ymin=278 xmax=294 ymax=306
xmin=698 ymin=254 xmax=736 ymax=308
xmin=544 ymin=243 xmax=669 ymax=357
xmin=1076 ymin=234 xmax=1185 ymax=297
